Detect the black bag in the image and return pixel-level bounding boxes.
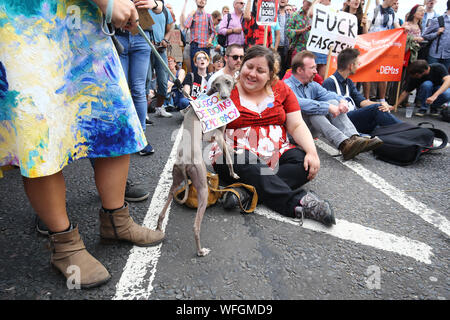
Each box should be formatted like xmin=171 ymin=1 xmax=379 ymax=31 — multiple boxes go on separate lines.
xmin=217 ymin=14 xmax=231 ymax=47
xmin=371 ymin=122 xmax=448 ymax=166
xmin=441 ymin=105 xmax=450 ymax=122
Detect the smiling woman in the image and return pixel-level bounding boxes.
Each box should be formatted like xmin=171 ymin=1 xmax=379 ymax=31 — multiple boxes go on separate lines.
xmin=210 ymin=45 xmax=336 ymax=226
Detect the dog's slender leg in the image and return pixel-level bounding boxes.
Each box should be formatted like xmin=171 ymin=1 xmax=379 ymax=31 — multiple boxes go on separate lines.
xmin=215 ymin=131 xmax=239 ymax=180
xmin=157 ymin=165 xmax=185 ymax=230
xmin=188 ymin=165 xmax=210 ymax=257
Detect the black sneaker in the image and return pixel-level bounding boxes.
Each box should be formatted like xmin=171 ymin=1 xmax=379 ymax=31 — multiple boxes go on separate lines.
xmin=295 ymin=192 xmax=335 ymax=226
xmin=415 ymin=109 xmax=426 ymax=117
xmin=430 ymin=108 xmax=440 ymax=116
xmin=34 ymin=215 xmax=50 ymax=236
xmin=139 ymin=144 xmax=155 ymax=156
xmin=125 ymin=179 xmax=150 ymax=202
xmin=223 ymin=187 xmax=250 ymax=211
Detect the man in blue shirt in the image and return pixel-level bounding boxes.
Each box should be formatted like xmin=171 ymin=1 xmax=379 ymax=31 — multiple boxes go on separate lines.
xmin=423 ymin=1 xmax=450 ymax=70
xmin=284 ymin=51 xmax=383 ymax=160
xmin=323 ymin=48 xmax=401 ymax=134
xmin=146 ymin=3 xmax=175 ymax=118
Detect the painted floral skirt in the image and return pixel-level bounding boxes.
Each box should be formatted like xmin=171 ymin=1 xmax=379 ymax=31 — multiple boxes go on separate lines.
xmin=0 ymin=0 xmax=146 ymax=178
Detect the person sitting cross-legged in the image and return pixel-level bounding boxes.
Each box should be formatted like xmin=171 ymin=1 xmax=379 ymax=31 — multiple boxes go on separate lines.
xmin=322 ymin=48 xmax=401 ymax=134
xmin=284 ymin=50 xmax=383 ymax=160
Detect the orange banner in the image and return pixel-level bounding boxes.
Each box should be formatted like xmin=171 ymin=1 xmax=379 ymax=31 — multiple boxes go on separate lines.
xmin=326 ymin=28 xmax=407 ymax=82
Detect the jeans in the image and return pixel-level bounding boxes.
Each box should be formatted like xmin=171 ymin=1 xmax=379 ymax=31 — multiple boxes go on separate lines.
xmin=427 ymin=56 xmax=450 ymax=71
xmin=302 ymin=100 xmax=359 ymax=148
xmin=116 ymin=31 xmax=151 ymax=132
xmin=147 ymin=49 xmax=168 ymax=98
xmin=347 ymin=104 xmax=401 ymax=134
xmin=213 ymin=148 xmax=308 ymax=217
xmin=190 ymin=41 xmax=208 ymax=74
xmin=417 ymin=80 xmax=450 ymax=111
xmin=173 ymin=90 xmax=191 ymax=110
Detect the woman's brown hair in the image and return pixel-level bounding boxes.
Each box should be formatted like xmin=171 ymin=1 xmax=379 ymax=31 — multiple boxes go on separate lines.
xmin=239 ymin=45 xmax=279 ymax=90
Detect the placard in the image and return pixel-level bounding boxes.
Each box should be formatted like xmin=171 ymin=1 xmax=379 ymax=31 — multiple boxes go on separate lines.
xmin=191 ymin=93 xmax=240 ymax=133
xmin=256 ymin=0 xmax=279 ymax=26
xmin=131 ymin=9 xmax=155 ymax=35
xmin=306 ymin=4 xmax=357 ymax=56
xmin=326 ymin=28 xmax=407 ymax=82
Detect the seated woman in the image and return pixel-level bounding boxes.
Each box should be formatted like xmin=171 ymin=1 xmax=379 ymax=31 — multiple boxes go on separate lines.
xmin=177 ymin=51 xmax=213 ymax=110
xmin=210 ymin=46 xmax=335 ymax=227
xmin=164 ymin=56 xmax=186 ymax=111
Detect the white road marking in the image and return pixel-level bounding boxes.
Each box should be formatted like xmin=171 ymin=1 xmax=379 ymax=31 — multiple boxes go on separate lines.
xmin=315 ymin=139 xmax=450 ymax=238
xmin=255 ymin=206 xmax=433 ymax=264
xmin=113 ymin=132 xmax=442 ymax=299
xmin=113 ymin=127 xmax=183 ymax=300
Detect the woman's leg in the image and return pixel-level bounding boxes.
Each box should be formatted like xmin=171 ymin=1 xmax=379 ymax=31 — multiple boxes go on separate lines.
xmin=22 ymin=171 xmax=70 ymax=233
xmin=94 ymin=155 xmax=129 ymax=210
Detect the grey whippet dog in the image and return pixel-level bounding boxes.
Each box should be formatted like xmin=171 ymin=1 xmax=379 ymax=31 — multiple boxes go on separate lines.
xmin=157 ymin=74 xmax=239 ymax=257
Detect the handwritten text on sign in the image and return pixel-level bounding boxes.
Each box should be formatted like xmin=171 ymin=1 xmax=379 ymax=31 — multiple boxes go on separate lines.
xmin=192 ymin=93 xmax=240 ymax=133
xmin=307 ymin=4 xmax=357 ymax=56
xmin=256 ymin=0 xmax=279 ymax=26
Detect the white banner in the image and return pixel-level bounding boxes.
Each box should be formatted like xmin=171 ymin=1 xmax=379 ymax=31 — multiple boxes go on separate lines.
xmin=191 ymin=93 xmax=240 ymax=133
xmin=306 ymin=4 xmax=358 ymax=56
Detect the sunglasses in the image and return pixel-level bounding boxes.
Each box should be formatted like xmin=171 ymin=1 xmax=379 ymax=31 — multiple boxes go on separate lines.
xmin=228 ymin=55 xmax=244 ymax=61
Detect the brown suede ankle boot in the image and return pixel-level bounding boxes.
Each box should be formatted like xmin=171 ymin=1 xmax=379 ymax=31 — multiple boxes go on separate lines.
xmin=99 ymin=202 xmax=165 ymax=247
xmin=49 ymin=225 xmax=111 ymax=289
xmin=338 ymin=135 xmax=367 ymax=160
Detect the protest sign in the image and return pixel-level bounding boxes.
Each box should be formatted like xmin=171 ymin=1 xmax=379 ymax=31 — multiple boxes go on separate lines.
xmin=256 ymin=0 xmax=278 ymax=26
xmin=167 ymin=30 xmax=184 ymax=63
xmin=191 ymin=93 xmax=240 ymax=133
xmin=306 ymin=4 xmax=358 ymax=56
xmin=131 ymin=9 xmax=154 ymax=35
xmin=326 ymin=28 xmax=407 ymax=82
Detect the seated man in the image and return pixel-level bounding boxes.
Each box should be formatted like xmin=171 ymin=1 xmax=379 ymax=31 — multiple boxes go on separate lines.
xmin=284 ymin=50 xmax=383 ymax=160
xmin=395 ymin=60 xmax=450 ymax=117
xmin=206 ymin=44 xmax=244 ymax=90
xmin=323 ymin=48 xmax=401 ymax=134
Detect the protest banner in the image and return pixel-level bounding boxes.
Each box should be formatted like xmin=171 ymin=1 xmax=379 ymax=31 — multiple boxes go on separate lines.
xmin=306 ymin=4 xmax=358 ymax=56
xmin=256 ymin=0 xmax=278 ymax=26
xmin=326 ymin=28 xmax=407 ymax=82
xmin=191 ymin=93 xmax=240 ymax=133
xmin=167 ymin=30 xmax=184 ymax=63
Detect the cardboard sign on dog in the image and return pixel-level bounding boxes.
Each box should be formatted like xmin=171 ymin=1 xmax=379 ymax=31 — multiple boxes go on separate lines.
xmin=191 ymin=93 xmax=240 ymax=133
xmin=306 ymin=4 xmax=357 ymax=56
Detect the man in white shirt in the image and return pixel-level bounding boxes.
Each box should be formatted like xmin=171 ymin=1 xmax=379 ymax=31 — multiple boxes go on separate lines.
xmin=207 ymin=44 xmax=244 ymax=90
xmin=422 ymin=0 xmax=438 ymax=30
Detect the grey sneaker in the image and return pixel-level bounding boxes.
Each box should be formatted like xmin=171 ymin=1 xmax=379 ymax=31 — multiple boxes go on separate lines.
xmin=295 ymin=192 xmax=335 ymax=226
xmin=125 ymin=179 xmax=150 ymax=202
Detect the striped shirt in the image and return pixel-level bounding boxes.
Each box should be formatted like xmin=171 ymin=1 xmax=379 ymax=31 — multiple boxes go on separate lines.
xmin=184 ymin=10 xmax=216 ymax=48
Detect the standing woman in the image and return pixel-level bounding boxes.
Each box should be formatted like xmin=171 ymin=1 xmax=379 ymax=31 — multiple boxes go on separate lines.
xmin=0 ymin=0 xmax=164 ymax=288
xmin=402 ymin=5 xmax=425 ymax=43
xmin=344 ymin=0 xmax=368 ymax=35
xmin=116 ymin=0 xmax=164 ymax=155
xmin=211 ymin=46 xmax=335 ymax=226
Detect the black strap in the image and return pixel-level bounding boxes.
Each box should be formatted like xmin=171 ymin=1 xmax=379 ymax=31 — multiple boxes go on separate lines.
xmin=225 ymin=13 xmax=232 ymax=47
xmin=435 ymin=15 xmax=445 ymax=54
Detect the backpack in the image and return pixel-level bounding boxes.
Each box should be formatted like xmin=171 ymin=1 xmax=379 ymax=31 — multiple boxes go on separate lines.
xmin=217 ymin=14 xmax=232 ymax=47
xmin=371 ymin=122 xmax=448 ymax=166
xmin=441 ymin=104 xmax=450 ymax=122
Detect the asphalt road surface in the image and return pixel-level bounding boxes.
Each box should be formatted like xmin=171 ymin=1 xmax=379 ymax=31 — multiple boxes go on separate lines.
xmin=0 ymin=108 xmax=449 ymax=301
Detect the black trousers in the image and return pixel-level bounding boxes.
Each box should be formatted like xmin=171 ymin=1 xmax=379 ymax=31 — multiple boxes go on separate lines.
xmin=277 ymin=46 xmax=290 ymax=79
xmin=213 ymin=148 xmax=309 ymax=218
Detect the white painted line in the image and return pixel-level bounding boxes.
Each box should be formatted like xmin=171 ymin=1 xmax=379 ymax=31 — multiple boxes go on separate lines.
xmin=315 ymin=139 xmax=450 ymax=238
xmin=113 ymin=127 xmax=183 ymax=300
xmin=255 ymin=206 xmax=433 ymax=264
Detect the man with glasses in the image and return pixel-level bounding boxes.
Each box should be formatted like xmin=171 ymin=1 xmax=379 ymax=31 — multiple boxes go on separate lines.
xmin=184 ymin=0 xmax=216 ymax=73
xmin=207 ymin=44 xmax=244 ymax=90
xmin=218 ymin=0 xmax=246 ymax=47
